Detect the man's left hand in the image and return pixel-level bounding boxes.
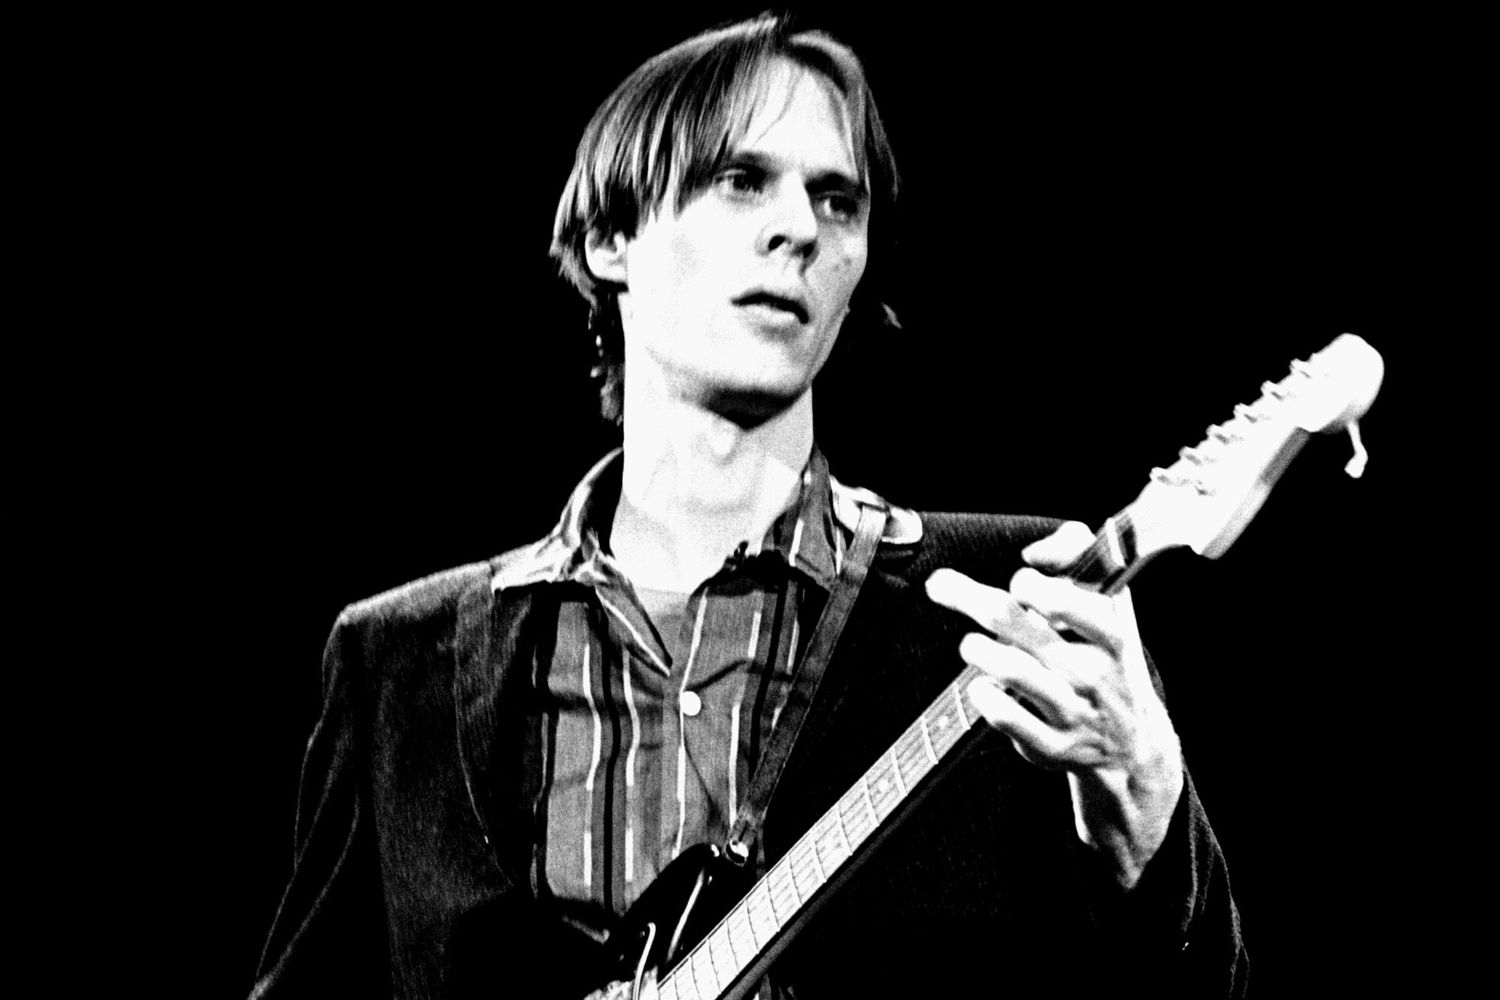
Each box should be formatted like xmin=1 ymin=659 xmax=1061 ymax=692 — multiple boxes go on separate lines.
xmin=925 ymin=521 xmax=1184 ymax=889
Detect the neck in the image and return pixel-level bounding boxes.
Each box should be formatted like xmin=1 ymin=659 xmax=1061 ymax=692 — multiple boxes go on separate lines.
xmin=611 ymin=366 xmax=814 ymax=593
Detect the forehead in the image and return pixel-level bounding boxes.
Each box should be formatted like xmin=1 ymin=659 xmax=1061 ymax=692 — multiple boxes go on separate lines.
xmin=732 ymin=60 xmax=859 ymax=175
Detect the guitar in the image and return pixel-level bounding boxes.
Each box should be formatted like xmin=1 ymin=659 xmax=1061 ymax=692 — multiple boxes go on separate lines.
xmin=585 ymin=333 xmax=1386 ymax=1000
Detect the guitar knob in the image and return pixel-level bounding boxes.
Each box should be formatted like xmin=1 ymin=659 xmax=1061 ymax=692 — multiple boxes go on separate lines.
xmin=725 ymin=839 xmax=751 ymax=866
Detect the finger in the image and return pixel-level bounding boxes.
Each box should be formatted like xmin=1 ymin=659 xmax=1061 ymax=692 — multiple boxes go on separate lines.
xmin=958 ymin=633 xmax=1095 ymax=728
xmin=1020 ymin=520 xmax=1096 ymax=572
xmin=966 ymin=678 xmax=1074 ymax=766
xmin=925 ymin=568 xmax=1059 ymax=652
xmin=1009 ymin=567 xmax=1127 ymax=654
xmin=967 ymin=678 xmax=1114 ymax=769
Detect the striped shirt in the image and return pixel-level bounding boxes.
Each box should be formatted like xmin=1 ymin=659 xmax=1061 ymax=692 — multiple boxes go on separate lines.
xmin=491 ymin=446 xmax=853 ymax=942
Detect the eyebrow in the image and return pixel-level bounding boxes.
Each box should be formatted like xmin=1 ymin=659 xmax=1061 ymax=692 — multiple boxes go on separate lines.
xmin=724 ymin=150 xmax=868 ymax=199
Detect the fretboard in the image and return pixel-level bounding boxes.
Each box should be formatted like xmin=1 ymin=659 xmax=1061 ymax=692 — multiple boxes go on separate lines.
xmin=644 ymin=330 xmax=1386 ymax=998
xmin=653 ymin=662 xmax=987 ymax=1000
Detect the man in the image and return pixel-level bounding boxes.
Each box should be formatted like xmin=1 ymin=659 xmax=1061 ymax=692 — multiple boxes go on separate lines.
xmin=251 ymin=15 xmax=1245 ymax=999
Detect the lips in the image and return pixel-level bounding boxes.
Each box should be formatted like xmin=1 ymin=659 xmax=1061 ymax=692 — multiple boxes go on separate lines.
xmin=732 ymin=290 xmax=810 ymax=324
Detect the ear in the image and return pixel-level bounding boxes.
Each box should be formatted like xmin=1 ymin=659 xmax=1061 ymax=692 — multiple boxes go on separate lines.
xmin=583 ymin=230 xmax=630 ymax=285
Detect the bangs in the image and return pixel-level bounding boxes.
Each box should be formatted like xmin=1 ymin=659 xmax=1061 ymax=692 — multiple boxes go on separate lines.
xmin=653 ymin=45 xmax=871 ymax=216
xmin=552 ymin=16 xmax=896 ymax=307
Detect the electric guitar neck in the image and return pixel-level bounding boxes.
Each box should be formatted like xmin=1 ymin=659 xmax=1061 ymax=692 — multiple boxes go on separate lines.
xmin=596 ymin=333 xmax=1385 ymax=1000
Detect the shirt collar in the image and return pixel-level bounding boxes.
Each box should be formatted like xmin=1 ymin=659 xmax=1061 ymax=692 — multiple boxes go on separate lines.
xmin=492 ymin=445 xmax=844 ymax=592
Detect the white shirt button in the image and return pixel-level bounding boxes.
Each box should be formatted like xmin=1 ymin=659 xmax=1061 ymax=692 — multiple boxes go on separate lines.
xmin=679 ymin=691 xmax=702 ymax=717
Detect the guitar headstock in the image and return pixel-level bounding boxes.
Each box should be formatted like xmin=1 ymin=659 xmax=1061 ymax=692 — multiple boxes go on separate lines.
xmin=1126 ymin=333 xmax=1384 ymax=564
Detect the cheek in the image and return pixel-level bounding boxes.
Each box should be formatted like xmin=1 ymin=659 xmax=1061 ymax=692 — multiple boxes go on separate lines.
xmin=827 ymin=242 xmax=869 ymax=305
xmin=664 ymin=221 xmax=728 ymax=285
xmin=651 ymin=230 xmax=729 ymax=324
xmin=626 ymin=222 xmax=707 ymax=299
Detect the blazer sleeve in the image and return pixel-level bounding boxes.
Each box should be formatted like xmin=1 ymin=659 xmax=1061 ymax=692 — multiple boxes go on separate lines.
xmin=1065 ymin=767 xmax=1247 ymax=998
xmin=249 ymin=612 xmax=392 ymax=999
xmin=1072 ymin=649 xmax=1249 ymax=997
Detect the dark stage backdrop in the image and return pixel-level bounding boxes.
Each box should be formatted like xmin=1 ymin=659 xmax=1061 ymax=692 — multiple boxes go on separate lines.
xmin=115 ymin=7 xmax=1459 ymax=997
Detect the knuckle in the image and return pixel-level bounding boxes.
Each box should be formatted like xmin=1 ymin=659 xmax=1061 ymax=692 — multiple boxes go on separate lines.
xmin=984 ymin=596 xmax=1029 ymax=637
xmin=1007 ymin=570 xmax=1052 ymax=615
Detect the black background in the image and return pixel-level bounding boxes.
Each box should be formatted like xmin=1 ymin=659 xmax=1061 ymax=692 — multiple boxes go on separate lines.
xmin=80 ymin=6 xmax=1470 ymax=996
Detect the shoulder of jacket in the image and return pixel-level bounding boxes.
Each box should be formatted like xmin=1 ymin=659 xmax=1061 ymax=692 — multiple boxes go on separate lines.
xmin=903 ymin=512 xmax=1070 ymax=578
xmin=339 ymin=559 xmax=494 ymax=629
xmin=916 ymin=511 xmax=1065 ymax=542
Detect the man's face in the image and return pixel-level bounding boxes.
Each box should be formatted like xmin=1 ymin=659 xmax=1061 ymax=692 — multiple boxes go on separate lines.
xmin=607 ymin=60 xmax=870 ymax=423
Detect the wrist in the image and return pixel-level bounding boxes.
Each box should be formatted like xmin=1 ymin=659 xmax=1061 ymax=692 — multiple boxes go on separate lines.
xmin=1071 ymin=737 xmax=1184 ymax=889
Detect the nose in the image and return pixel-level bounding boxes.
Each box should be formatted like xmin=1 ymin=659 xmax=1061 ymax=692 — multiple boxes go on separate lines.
xmin=759 ymin=180 xmax=820 ymax=262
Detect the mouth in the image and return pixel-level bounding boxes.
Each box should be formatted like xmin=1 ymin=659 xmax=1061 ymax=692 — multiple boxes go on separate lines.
xmin=732 ymin=290 xmax=810 ymax=325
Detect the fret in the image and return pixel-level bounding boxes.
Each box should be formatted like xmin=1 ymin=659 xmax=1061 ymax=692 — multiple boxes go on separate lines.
xmin=909 ymin=728 xmax=931 ymax=773
xmin=829 ymin=809 xmax=853 ymax=861
xmin=771 ymin=859 xmax=799 ymax=912
xmin=806 ymin=830 xmax=827 ymax=884
xmin=893 ymin=730 xmax=925 ymax=790
xmin=830 ymin=800 xmax=858 ymax=862
xmin=748 ymin=881 xmax=778 ymax=943
xmin=691 ymin=944 xmax=719 ymax=998
xmin=886 ymin=749 xmax=907 ymax=798
xmin=709 ymin=928 xmax=737 ymax=988
xmin=658 ymin=974 xmax=679 ymax=1000
xmin=670 ymin=954 xmax=691 ymax=1000
xmin=787 ymin=847 xmax=810 ymax=901
xmin=951 ymin=676 xmax=970 ymax=727
xmin=867 ymin=757 xmax=892 ymax=812
xmin=927 ymin=696 xmax=961 ymax=756
xmin=784 ymin=855 xmax=805 ymax=905
xmin=859 ymin=770 xmax=881 ymax=824
xmin=815 ymin=814 xmax=847 ymax=870
xmin=730 ymin=902 xmax=757 ymax=957
xmin=764 ymin=874 xmax=788 ymax=928
xmin=840 ymin=787 xmax=873 ymax=844
xmin=801 ymin=839 xmax=823 ymax=885
xmin=862 ymin=756 xmax=896 ymax=819
xmin=828 ymin=815 xmax=852 ymax=863
xmin=918 ymin=713 xmax=938 ymax=765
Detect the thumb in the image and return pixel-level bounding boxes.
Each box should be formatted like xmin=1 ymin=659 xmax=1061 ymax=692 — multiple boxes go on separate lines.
xmin=1020 ymin=520 xmax=1095 ymax=571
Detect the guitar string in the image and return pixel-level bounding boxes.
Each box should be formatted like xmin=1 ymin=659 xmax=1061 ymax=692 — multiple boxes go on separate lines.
xmin=657 ymin=664 xmax=985 ymax=996
xmin=656 ymin=365 xmax=1339 ymax=995
xmin=643 ymin=365 xmax=1333 ymax=996
xmin=658 ymin=386 xmax=1292 ymax=993
xmin=655 ymin=520 xmax=1136 ymax=997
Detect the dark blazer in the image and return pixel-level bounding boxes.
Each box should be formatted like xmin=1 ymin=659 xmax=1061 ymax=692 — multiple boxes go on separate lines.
xmin=251 ymin=511 xmax=1247 ymax=999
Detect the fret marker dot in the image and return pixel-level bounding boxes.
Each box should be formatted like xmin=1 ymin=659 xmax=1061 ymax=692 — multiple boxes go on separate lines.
xmin=877 ymin=779 xmax=890 ymax=795
xmin=680 ymin=690 xmax=702 ymax=716
xmin=936 ymin=716 xmax=948 ymax=729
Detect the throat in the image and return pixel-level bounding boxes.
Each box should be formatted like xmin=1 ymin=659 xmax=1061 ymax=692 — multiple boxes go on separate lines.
xmin=611 ymin=393 xmax=814 ymax=592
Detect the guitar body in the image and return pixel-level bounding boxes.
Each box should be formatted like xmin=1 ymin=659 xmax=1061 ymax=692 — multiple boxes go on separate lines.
xmin=597 ymin=845 xmax=753 ymax=996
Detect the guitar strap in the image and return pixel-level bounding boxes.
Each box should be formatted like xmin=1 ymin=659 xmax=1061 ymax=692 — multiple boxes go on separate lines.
xmin=724 ymin=500 xmax=887 ymax=868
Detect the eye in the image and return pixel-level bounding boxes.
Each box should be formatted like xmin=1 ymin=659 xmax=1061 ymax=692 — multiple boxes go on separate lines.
xmin=816 ymin=191 xmax=862 ymax=223
xmin=713 ymin=167 xmax=766 ymax=199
